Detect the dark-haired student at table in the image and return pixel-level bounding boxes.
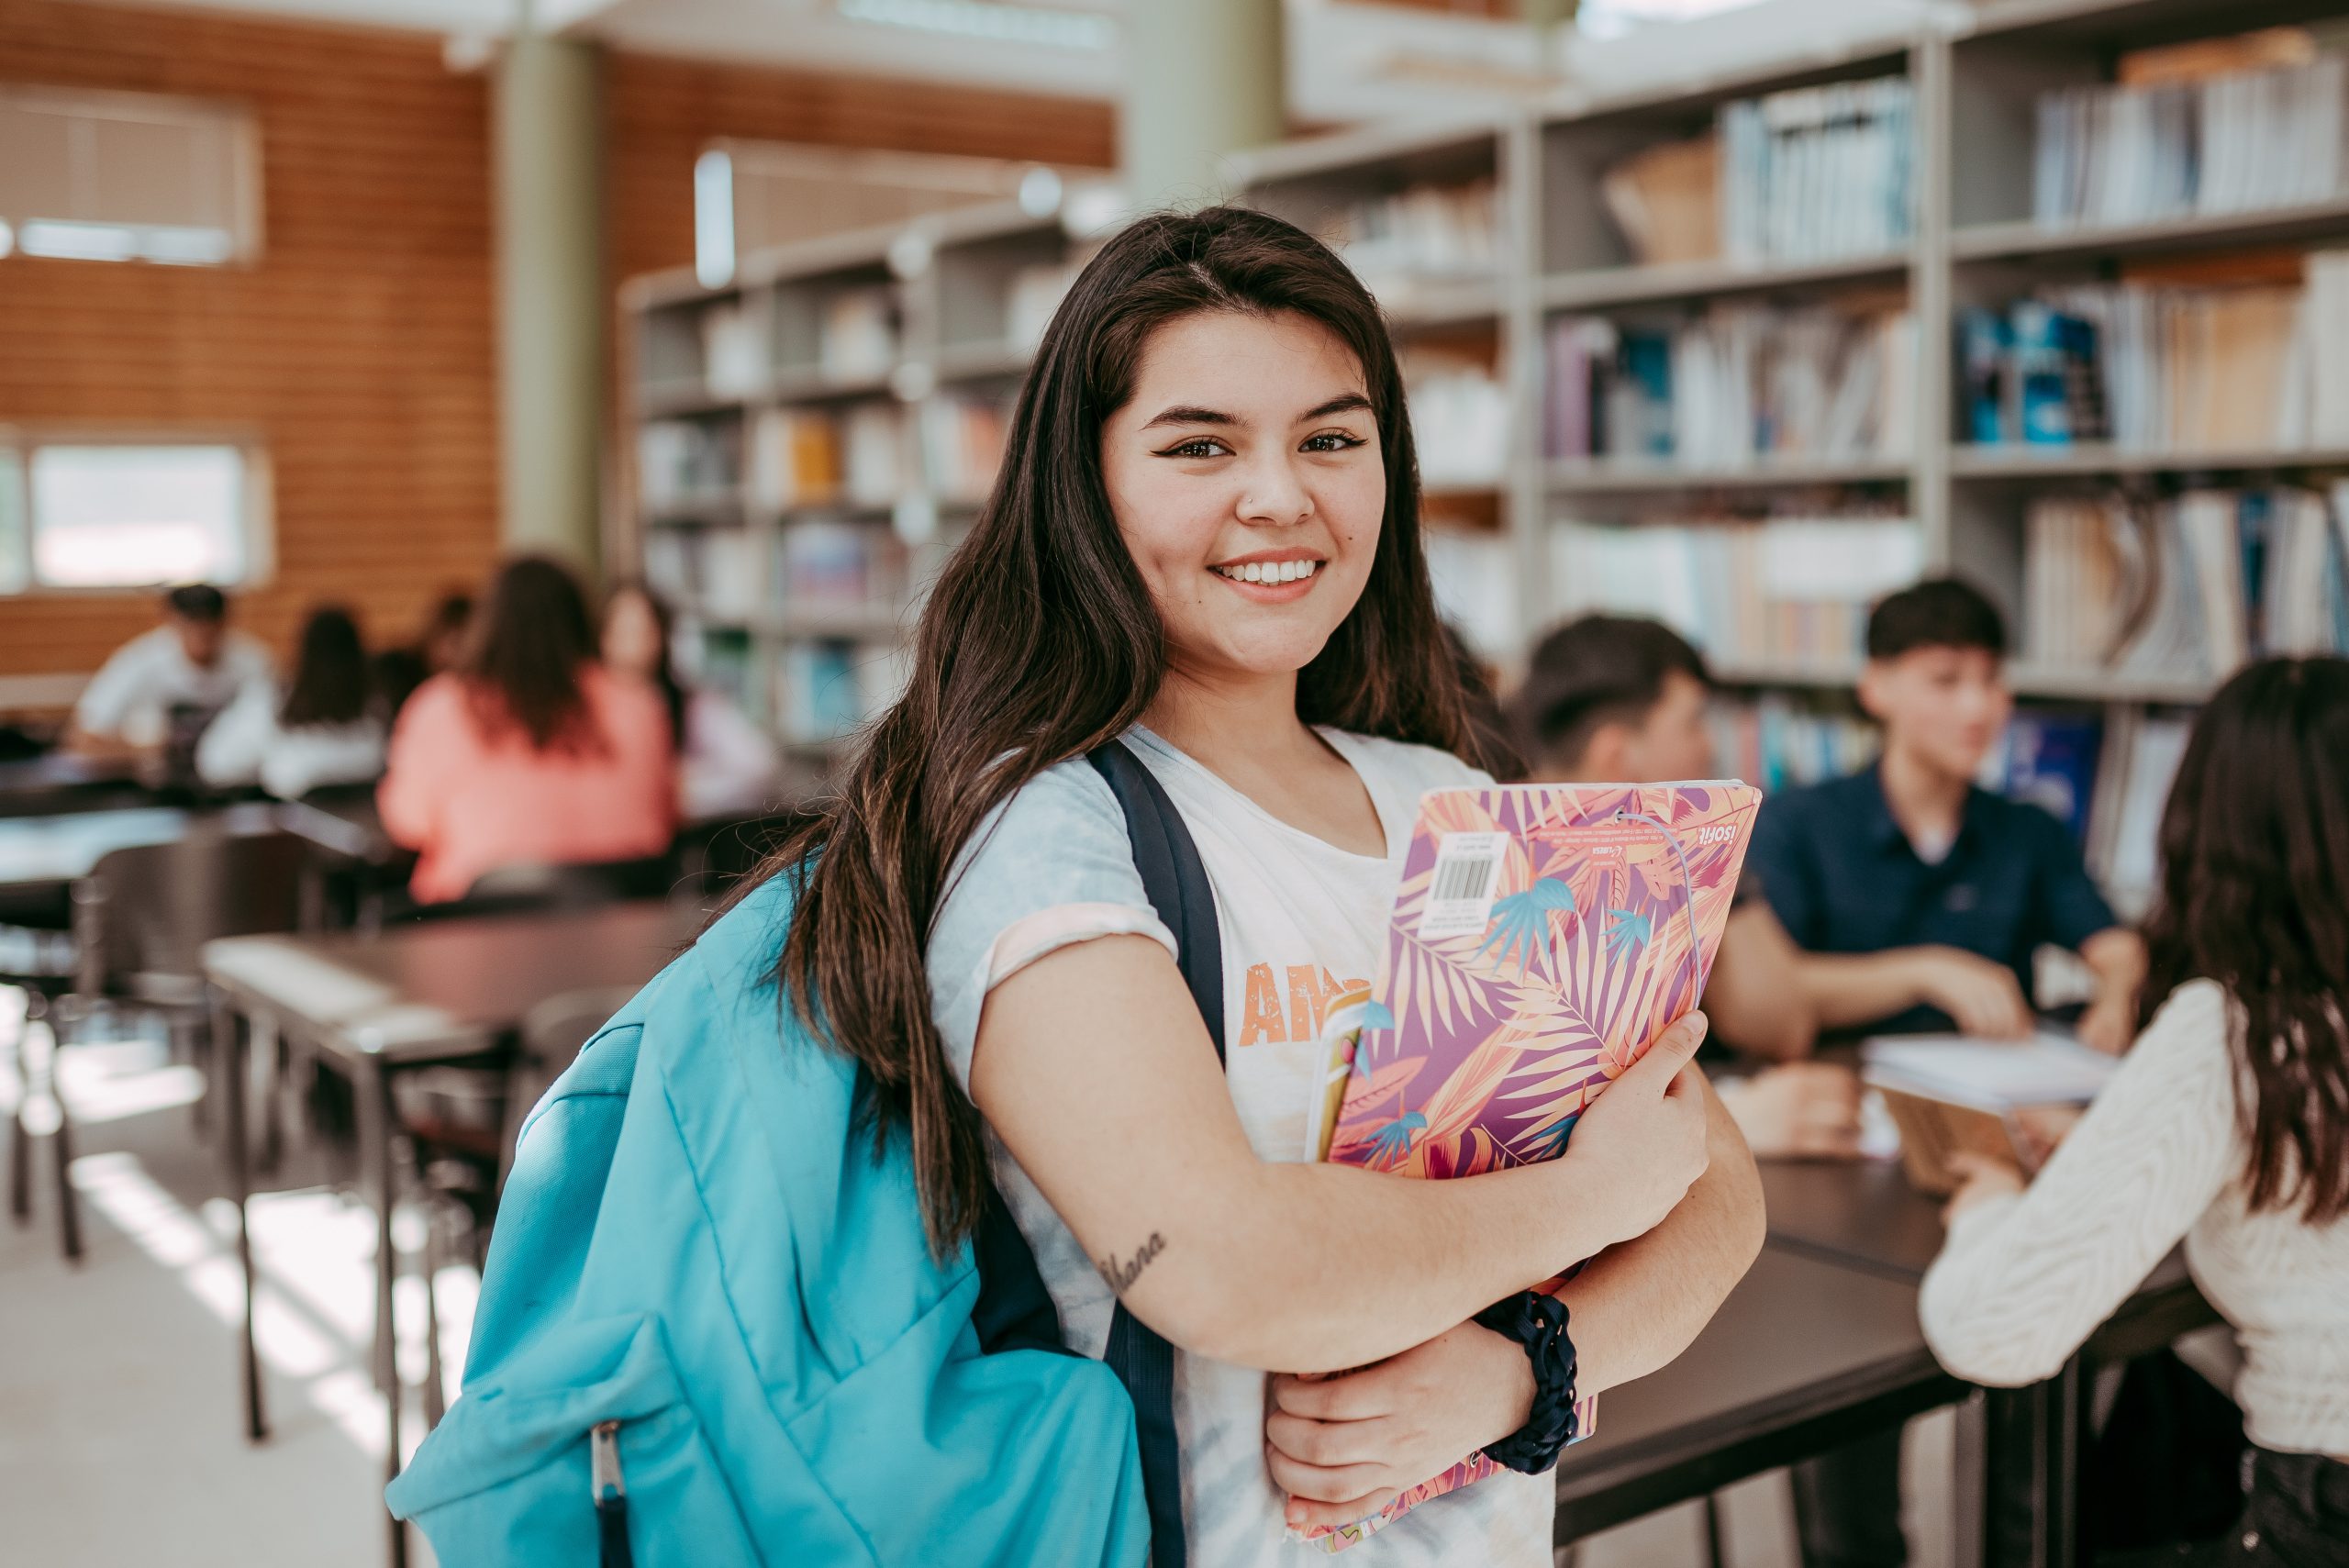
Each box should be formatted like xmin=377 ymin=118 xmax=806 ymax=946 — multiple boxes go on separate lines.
xmin=1510 ymin=614 xmax=1861 ymax=1160
xmin=68 ymin=584 xmax=274 ymax=760
xmin=1923 ymin=657 xmax=2349 ymax=1566
xmin=196 ymin=605 xmax=386 ymax=799
xmin=1747 ymin=577 xmax=2147 ymax=1568
xmin=600 ymin=582 xmax=780 ymax=822
xmin=378 ymin=558 xmax=674 ymax=904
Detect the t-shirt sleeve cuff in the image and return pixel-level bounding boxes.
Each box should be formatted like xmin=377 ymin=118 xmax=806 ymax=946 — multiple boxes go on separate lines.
xmin=975 ymin=902 xmax=1178 ymax=997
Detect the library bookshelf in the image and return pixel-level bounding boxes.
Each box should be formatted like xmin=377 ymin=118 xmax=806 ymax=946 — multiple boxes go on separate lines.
xmin=622 ymin=0 xmax=2349 ymax=905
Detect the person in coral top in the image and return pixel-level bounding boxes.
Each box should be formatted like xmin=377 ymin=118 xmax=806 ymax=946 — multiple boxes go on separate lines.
xmin=379 ymin=556 xmax=677 ymax=904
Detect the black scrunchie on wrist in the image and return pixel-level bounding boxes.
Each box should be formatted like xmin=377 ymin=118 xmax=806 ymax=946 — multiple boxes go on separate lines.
xmin=1472 ymin=1291 xmax=1580 ymax=1474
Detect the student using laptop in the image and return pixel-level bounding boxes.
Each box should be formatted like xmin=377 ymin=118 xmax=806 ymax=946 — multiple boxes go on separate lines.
xmin=1748 ymin=577 xmax=2147 ymax=1568
xmin=1509 ymin=613 xmax=1860 ymax=1160
xmin=1923 ymin=657 xmax=2349 ymax=1566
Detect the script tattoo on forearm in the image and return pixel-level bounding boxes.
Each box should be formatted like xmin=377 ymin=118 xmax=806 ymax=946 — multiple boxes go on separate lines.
xmin=1096 ymin=1232 xmax=1166 ymax=1296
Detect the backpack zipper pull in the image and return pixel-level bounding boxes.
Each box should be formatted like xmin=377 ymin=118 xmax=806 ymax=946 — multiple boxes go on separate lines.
xmin=591 ymin=1420 xmax=633 ymax=1568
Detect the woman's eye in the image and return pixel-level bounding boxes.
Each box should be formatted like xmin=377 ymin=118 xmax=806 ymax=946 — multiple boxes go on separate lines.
xmin=1157 ymin=438 xmax=1230 ymax=459
xmin=1301 ymin=431 xmax=1367 ymax=453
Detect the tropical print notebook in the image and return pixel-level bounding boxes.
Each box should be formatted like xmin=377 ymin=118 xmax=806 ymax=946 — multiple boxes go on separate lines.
xmin=1293 ymin=781 xmax=1763 ymax=1552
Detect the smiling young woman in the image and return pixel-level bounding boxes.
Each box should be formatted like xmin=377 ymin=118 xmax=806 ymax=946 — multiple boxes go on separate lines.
xmin=755 ymin=206 xmax=1763 ymax=1565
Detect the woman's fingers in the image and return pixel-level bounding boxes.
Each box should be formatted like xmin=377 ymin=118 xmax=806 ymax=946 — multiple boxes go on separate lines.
xmin=1269 ymin=1368 xmax=1387 ymax=1421
xmin=1283 ymin=1485 xmax=1402 ymax=1533
xmin=1264 ymin=1408 xmax=1382 ymax=1468
xmin=1265 ymin=1443 xmax=1395 ymax=1504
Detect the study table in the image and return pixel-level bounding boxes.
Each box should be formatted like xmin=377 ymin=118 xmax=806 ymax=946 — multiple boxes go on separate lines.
xmin=204 ymin=899 xmax=698 ymax=1568
xmin=1758 ymin=1157 xmax=2223 ymax=1568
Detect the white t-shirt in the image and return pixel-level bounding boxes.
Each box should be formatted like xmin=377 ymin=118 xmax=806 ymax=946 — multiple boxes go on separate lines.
xmin=74 ymin=625 xmax=274 ymax=744
xmin=194 ymin=683 xmax=386 ymax=798
xmin=680 ymin=687 xmax=782 ymax=821
xmin=927 ymin=727 xmax=1552 ymax=1568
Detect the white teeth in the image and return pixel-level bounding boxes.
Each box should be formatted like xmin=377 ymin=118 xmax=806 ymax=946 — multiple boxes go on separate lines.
xmin=1214 ymin=560 xmax=1319 ymax=584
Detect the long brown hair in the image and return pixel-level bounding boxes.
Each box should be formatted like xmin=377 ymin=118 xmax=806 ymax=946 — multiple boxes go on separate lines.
xmin=462 ymin=556 xmax=604 ymax=753
xmin=2138 ymin=656 xmax=2349 ymax=1223
xmin=765 ymin=206 xmax=1500 ymax=1248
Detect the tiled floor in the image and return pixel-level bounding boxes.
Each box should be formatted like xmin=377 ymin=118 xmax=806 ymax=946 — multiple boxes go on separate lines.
xmin=0 ymin=999 xmax=1957 ymax=1568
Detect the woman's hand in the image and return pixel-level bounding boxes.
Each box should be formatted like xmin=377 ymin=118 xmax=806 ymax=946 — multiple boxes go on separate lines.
xmin=1943 ymin=1150 xmax=2026 ymax=1224
xmin=2075 ymin=992 xmax=2134 ymax=1055
xmin=1558 ymin=1010 xmax=1713 ymax=1249
xmin=1264 ymin=1320 xmax=1533 ymax=1532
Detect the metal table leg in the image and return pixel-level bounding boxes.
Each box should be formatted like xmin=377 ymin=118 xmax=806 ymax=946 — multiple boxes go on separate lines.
xmin=216 ymin=988 xmax=268 ymax=1443
xmin=354 ymin=1051 xmax=408 ymax=1568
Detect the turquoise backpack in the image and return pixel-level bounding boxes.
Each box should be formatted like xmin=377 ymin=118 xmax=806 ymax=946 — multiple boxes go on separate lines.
xmin=386 ymin=745 xmax=1219 ymax=1567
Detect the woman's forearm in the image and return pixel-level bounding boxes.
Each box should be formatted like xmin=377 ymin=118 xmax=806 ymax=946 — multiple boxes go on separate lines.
xmin=1159 ymin=1154 xmax=1617 ymax=1373
xmin=1549 ymin=1081 xmax=1763 ymax=1396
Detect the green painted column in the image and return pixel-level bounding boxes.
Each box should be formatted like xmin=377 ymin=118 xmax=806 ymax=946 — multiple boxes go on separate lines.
xmin=495 ymin=29 xmax=604 ymax=572
xmin=1123 ymin=0 xmax=1286 ymax=209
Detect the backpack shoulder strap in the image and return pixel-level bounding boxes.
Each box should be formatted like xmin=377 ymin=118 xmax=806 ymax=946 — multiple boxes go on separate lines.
xmin=1086 ymin=740 xmax=1221 ymax=1568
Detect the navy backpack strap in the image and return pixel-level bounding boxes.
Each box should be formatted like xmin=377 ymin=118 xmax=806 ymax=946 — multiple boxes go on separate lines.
xmin=1086 ymin=740 xmax=1222 ymax=1568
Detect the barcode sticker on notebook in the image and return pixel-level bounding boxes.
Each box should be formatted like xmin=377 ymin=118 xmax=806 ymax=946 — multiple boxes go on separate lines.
xmin=1418 ymin=831 xmax=1510 ymax=940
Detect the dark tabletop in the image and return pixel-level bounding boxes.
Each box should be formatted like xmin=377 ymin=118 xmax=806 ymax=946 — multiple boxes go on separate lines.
xmin=204 ymin=899 xmax=703 ymax=1062
xmin=0 ymin=752 xmax=149 ymax=818
xmin=1553 ymin=1244 xmax=1962 ymax=1540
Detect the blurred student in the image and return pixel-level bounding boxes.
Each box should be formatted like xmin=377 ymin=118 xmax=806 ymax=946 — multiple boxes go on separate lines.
xmin=1748 ymin=578 xmax=2147 ymax=1568
xmin=373 ymin=589 xmax=475 ymax=722
xmin=69 ymin=583 xmax=273 ymax=756
xmin=1922 ymin=657 xmax=2349 ymax=1565
xmin=1751 ymin=577 xmax=2146 ymax=1051
xmin=378 ymin=557 xmax=675 ymax=904
xmin=600 ymin=582 xmax=781 ymax=821
xmin=196 ymin=605 xmax=386 ymax=798
xmin=1510 ymin=614 xmax=1859 ymax=1160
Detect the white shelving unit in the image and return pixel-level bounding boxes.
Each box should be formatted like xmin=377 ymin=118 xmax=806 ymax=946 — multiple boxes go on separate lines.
xmin=620 ymin=0 xmax=2349 ymax=861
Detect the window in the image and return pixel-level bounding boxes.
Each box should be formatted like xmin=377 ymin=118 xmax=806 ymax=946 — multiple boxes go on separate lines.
xmin=0 ymin=437 xmax=270 ymax=592
xmin=0 ymin=86 xmax=261 ymax=266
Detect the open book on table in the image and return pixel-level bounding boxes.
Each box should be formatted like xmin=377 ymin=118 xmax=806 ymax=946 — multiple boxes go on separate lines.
xmin=1292 ymin=780 xmax=1763 ymax=1552
xmin=1861 ymin=1030 xmax=2118 ymax=1195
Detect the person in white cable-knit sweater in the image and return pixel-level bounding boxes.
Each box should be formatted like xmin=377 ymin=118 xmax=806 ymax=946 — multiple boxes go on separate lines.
xmin=1922 ymin=655 xmax=2349 ymax=1567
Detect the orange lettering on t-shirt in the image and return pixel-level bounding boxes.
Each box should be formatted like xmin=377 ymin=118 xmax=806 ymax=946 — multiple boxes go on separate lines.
xmin=1286 ymin=964 xmax=1331 ymax=1040
xmin=1239 ymin=962 xmax=1287 ymax=1047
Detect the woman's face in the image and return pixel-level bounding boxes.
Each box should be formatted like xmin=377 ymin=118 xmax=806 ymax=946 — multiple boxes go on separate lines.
xmin=601 ymin=591 xmax=662 ymax=678
xmin=1100 ymin=309 xmax=1386 ymax=685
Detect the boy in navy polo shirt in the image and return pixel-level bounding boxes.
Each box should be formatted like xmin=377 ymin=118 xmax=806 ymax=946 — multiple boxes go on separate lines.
xmin=1751 ymin=578 xmax=2145 ymax=1568
xmin=1752 ymin=577 xmax=2144 ymax=1053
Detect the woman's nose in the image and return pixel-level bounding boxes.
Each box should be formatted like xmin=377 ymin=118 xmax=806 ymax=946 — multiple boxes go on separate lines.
xmin=1236 ymin=454 xmax=1312 ymax=527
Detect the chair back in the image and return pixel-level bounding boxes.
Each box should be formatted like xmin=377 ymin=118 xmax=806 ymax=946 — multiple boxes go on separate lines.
xmin=75 ymin=827 xmax=314 ymax=998
xmin=497 ymin=984 xmax=641 ymax=1191
xmin=424 ymin=854 xmax=677 ymax=921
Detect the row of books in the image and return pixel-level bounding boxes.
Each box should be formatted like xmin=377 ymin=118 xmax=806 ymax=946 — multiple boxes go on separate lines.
xmin=1544 ymin=305 xmax=1916 ymax=463
xmin=1550 ymin=512 xmax=1922 ymax=668
xmin=1959 ymin=253 xmax=2349 ymax=451
xmin=2032 ymin=39 xmax=2347 ymax=228
xmin=2021 ymin=483 xmax=2349 ymax=679
xmin=747 ymin=405 xmax=906 ymax=511
xmin=643 ymin=517 xmax=907 ymax=622
xmin=1708 ymin=695 xmax=1876 ymax=795
xmin=686 ymin=287 xmax=901 ymax=399
xmin=1720 ymin=75 xmax=1914 ymax=264
xmin=774 ymin=639 xmax=912 ymax=745
xmin=640 ymin=419 xmax=741 ymax=510
xmin=1406 ymin=351 xmax=1508 ymax=489
xmin=1319 ymin=177 xmax=1503 ymax=284
xmin=918 ymin=395 xmax=1010 ymax=504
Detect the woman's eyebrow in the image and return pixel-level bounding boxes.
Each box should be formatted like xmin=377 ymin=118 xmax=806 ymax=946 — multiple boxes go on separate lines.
xmin=1298 ymin=393 xmax=1374 ymax=421
xmin=1140 ymin=405 xmax=1238 ymax=430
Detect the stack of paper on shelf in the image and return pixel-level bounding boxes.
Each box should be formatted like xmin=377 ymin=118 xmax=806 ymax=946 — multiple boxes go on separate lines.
xmin=1599 ymin=136 xmax=1721 ymax=265
xmin=1406 ymin=350 xmax=1508 ymax=487
xmin=817 ymin=288 xmax=898 ymax=382
xmin=841 ymin=404 xmax=905 ymax=508
xmin=1321 ymin=177 xmax=1503 ymax=283
xmin=700 ymin=301 xmax=767 ymax=398
xmin=639 ymin=419 xmax=740 ymax=507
